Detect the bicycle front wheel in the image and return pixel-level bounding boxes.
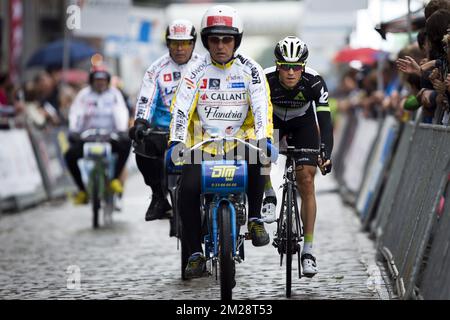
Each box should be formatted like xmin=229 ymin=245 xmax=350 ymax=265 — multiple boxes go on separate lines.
xmin=170 ymin=184 xmax=189 ymax=280
xmin=176 ymin=207 xmax=189 ymax=281
xmin=91 ymin=172 xmax=100 ymax=229
xmin=218 ymin=202 xmax=234 ymax=301
xmin=103 ymin=190 xmax=114 ymax=226
xmin=286 ymin=184 xmax=294 ymax=298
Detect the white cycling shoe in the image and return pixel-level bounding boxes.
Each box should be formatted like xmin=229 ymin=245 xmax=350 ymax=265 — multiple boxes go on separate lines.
xmin=260 ymin=196 xmax=277 ymax=224
xmin=301 ymin=253 xmax=318 ymax=277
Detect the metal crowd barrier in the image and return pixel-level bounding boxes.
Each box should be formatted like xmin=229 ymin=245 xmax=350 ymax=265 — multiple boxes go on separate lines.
xmin=418 ymin=171 xmax=450 ymax=299
xmin=27 ymin=125 xmax=77 ymax=200
xmin=334 ymin=110 xmax=450 ymax=299
xmin=376 ymin=124 xmax=450 ymax=298
xmin=336 ymin=110 xmax=379 ymax=206
xmin=357 ymin=116 xmax=401 ymax=230
xmin=0 ymin=127 xmax=47 ymax=211
xmin=0 ymin=122 xmax=78 ymax=212
xmin=332 ymin=111 xmax=356 ymax=186
xmin=370 ymin=123 xmax=413 ymax=239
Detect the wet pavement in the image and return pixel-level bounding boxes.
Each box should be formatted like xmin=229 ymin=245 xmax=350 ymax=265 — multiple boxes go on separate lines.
xmin=0 ymin=155 xmax=391 ymax=300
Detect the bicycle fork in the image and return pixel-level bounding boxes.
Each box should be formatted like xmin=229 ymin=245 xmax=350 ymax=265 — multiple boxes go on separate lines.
xmin=209 ymin=200 xmax=238 ymax=258
xmin=273 ymin=163 xmax=304 ymax=278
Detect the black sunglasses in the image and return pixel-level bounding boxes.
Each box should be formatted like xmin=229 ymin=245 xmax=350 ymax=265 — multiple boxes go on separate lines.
xmin=277 ymin=62 xmax=305 ymax=71
xmin=208 ymin=35 xmax=235 ymax=45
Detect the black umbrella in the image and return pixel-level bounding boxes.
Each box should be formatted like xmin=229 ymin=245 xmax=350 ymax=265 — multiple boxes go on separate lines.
xmin=27 ymin=39 xmax=97 ymax=68
xmin=375 ymin=8 xmax=425 ymax=40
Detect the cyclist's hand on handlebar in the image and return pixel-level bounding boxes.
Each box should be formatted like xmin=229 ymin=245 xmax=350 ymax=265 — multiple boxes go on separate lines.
xmin=258 ymin=138 xmax=279 ymax=163
xmin=318 ymin=143 xmax=332 ymax=175
xmin=116 ymin=131 xmax=131 ymax=142
xmin=129 ymin=118 xmax=150 ymax=142
xmin=166 ymin=141 xmax=186 ymax=174
xmin=318 ymin=157 xmax=332 ymax=175
xmin=68 ymin=132 xmax=81 ymax=144
xmin=167 ymin=141 xmax=186 ymax=163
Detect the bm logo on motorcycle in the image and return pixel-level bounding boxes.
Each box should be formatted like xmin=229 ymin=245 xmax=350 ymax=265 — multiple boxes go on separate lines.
xmin=211 ymin=165 xmax=237 ymax=181
xmin=202 ymin=160 xmax=248 ymax=195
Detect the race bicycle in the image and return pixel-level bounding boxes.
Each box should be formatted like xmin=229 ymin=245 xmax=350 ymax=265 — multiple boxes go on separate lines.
xmin=272 ymin=142 xmax=324 ymax=297
xmin=170 ymin=136 xmax=265 ymax=300
xmin=79 ymin=129 xmax=119 ymax=229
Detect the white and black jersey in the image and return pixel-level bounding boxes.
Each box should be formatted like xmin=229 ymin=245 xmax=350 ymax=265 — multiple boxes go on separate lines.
xmin=264 ymin=66 xmax=333 ymax=162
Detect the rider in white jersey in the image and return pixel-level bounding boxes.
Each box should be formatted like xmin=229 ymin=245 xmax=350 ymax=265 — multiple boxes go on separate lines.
xmin=66 ymin=65 xmax=131 ymax=204
xmin=69 ymin=86 xmax=129 ymax=133
xmin=129 ymin=19 xmax=203 ymax=222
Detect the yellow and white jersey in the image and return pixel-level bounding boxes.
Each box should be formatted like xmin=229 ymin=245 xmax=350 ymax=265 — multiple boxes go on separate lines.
xmin=169 ymin=53 xmax=273 ymax=153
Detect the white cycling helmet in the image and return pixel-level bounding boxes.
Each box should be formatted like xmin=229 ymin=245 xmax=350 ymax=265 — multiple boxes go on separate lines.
xmin=200 ymin=5 xmax=243 ymax=50
xmin=166 ymin=19 xmax=197 ymax=43
xmin=275 ymin=36 xmax=309 ymax=63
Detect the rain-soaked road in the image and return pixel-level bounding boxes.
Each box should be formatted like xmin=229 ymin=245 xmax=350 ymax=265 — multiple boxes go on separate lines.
xmin=0 ymin=155 xmax=391 ymax=300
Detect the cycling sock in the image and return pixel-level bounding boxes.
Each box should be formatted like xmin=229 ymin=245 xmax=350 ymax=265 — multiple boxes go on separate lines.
xmin=265 ymin=188 xmax=276 ymax=198
xmin=302 ymin=234 xmax=314 ymax=255
xmin=191 ymin=251 xmax=203 ymax=257
xmin=264 ymin=179 xmax=275 ymax=198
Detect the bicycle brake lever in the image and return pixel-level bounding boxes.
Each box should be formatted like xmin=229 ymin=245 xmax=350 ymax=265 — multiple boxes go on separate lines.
xmin=319 ymin=143 xmax=327 ymax=176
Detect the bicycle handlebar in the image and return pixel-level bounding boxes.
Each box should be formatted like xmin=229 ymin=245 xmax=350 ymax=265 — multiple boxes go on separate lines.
xmin=279 ymin=146 xmax=320 ymax=156
xmin=141 ymin=127 xmax=169 ymax=137
xmin=190 ymin=136 xmax=261 ymax=152
xmin=180 ymin=136 xmax=262 ymax=158
xmin=80 ymin=129 xmax=120 ymax=141
xmin=280 ymin=143 xmax=330 ymax=176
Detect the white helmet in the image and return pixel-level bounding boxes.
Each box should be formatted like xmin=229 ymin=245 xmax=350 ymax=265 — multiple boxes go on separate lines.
xmin=275 ymin=36 xmax=309 ymax=63
xmin=200 ymin=5 xmax=243 ymax=50
xmin=166 ymin=19 xmax=197 ymax=42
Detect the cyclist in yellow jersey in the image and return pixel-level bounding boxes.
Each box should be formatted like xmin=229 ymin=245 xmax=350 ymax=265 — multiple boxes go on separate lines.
xmin=167 ymin=5 xmax=277 ymax=279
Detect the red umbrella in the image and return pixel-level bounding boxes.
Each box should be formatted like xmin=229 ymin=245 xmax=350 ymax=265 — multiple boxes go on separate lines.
xmin=334 ymin=47 xmax=383 ymax=65
xmin=61 ymin=69 xmax=88 ymax=85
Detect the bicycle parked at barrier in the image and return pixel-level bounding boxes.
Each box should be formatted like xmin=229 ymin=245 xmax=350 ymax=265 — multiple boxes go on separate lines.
xmin=171 ymin=136 xmax=264 ymax=300
xmin=79 ymin=129 xmax=119 ymax=229
xmin=272 ymin=140 xmax=324 ymax=298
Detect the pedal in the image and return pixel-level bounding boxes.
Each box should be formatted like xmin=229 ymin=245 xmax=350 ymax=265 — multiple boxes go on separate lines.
xmin=237 ymin=235 xmax=245 ymax=261
xmin=302 ymin=273 xmax=315 ymax=278
xmin=260 ymin=196 xmax=277 ymax=223
xmin=272 ymin=237 xmax=280 ymax=248
xmin=272 ymin=241 xmax=278 ymax=249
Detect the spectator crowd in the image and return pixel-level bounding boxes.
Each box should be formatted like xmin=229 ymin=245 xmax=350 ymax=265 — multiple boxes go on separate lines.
xmin=334 ymin=0 xmax=450 ymax=127
xmin=0 ymin=66 xmax=134 ymax=131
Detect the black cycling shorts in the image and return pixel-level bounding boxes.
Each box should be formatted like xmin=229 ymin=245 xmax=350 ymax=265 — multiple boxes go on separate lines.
xmin=273 ymin=114 xmax=320 ymax=167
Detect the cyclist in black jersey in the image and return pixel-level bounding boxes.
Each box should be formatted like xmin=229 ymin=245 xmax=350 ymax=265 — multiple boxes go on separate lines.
xmin=262 ymin=36 xmax=333 ymax=277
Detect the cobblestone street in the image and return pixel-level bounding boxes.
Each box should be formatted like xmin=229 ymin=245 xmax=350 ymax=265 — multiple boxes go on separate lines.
xmin=0 ymin=156 xmax=390 ymax=300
